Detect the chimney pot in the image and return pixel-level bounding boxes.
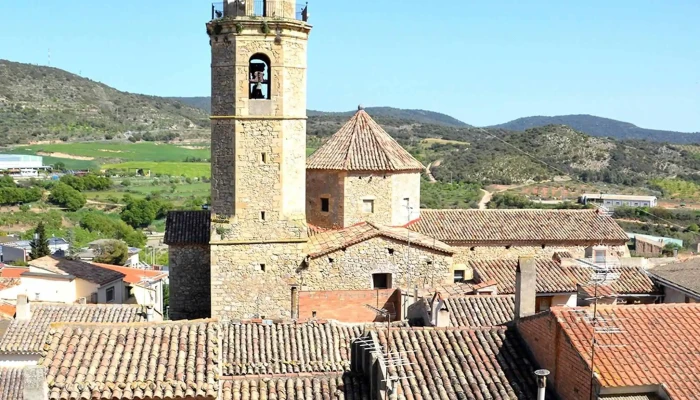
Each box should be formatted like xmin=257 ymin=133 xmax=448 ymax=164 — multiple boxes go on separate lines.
xmin=16 ymin=294 xmax=31 ymax=321
xmin=514 ymin=256 xmax=537 ymax=321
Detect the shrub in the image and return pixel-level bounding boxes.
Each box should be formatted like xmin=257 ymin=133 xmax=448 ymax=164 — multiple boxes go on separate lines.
xmin=48 ymin=183 xmax=86 ymax=211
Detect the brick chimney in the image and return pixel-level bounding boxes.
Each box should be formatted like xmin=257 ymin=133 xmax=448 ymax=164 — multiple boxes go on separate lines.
xmin=16 ymin=294 xmax=31 ymax=321
xmin=22 ymin=365 xmax=48 ymax=400
xmin=514 ymin=256 xmax=537 ymax=320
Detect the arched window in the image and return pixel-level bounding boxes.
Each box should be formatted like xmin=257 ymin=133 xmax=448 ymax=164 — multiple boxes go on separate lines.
xmin=249 ymin=53 xmax=271 ymax=100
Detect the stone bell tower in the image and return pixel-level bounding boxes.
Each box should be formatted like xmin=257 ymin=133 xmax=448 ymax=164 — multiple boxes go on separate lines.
xmin=206 ymin=1 xmax=312 ymax=319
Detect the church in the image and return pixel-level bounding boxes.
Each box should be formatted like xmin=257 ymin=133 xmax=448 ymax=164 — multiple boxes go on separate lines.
xmin=165 ymin=0 xmax=629 ymax=321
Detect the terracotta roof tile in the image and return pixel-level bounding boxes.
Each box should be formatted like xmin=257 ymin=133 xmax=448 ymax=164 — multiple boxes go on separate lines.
xmin=376 ymin=326 xmax=545 ymax=400
xmin=649 ymin=258 xmax=700 ymax=297
xmin=91 ymin=263 xmax=167 ymax=285
xmin=0 ymin=303 xmax=147 ymax=355
xmin=28 ymin=256 xmax=124 ymax=286
xmin=0 ymin=267 xmax=29 ymax=278
xmin=445 ymin=295 xmax=515 ymax=327
xmin=221 ymin=373 xmax=369 ymax=400
xmin=566 ymin=264 xmax=658 ymax=295
xmin=306 ymin=221 xmax=452 ymax=258
xmin=42 ymin=320 xmax=219 ymax=400
xmin=307 ymin=109 xmax=424 ymax=172
xmin=409 ymin=209 xmax=629 ymax=244
xmin=549 ymin=304 xmax=700 ymax=400
xmin=0 ymin=302 xmax=16 ymax=319
xmin=164 ymin=210 xmax=211 ymax=245
xmin=0 ymin=277 xmax=21 ymax=291
xmin=0 ymin=367 xmax=24 ymax=400
xmin=221 ymin=321 xmax=365 ymax=376
xmin=471 ymin=259 xmax=578 ymax=293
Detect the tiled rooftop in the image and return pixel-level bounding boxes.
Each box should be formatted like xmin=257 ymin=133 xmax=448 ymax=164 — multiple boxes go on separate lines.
xmin=648 ymin=258 xmax=700 ymax=297
xmin=445 ymin=295 xmax=515 ymax=327
xmin=567 ymin=264 xmax=658 ymax=295
xmin=471 ymin=259 xmax=577 ymax=294
xmin=42 ymin=320 xmax=219 ymax=400
xmin=221 ymin=321 xmax=365 ymax=376
xmin=408 ymin=209 xmax=629 ymax=244
xmin=306 ymin=221 xmax=453 ymax=258
xmin=0 ymin=303 xmax=147 ymax=355
xmin=91 ymin=263 xmax=168 ymax=285
xmin=164 ymin=210 xmax=211 ymax=245
xmin=306 ymin=108 xmax=424 ymax=172
xmin=0 ymin=267 xmax=28 ymax=278
xmin=28 ymin=256 xmax=125 ymax=285
xmin=221 ymin=373 xmax=369 ymax=400
xmin=550 ymin=304 xmax=700 ymax=399
xmin=376 ymin=326 xmax=544 ymax=400
xmin=0 ymin=367 xmax=24 ymax=400
xmin=0 ymin=277 xmax=20 ymax=291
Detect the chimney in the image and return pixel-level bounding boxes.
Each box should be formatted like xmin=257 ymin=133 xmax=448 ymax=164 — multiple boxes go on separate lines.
xmin=16 ymin=294 xmax=31 ymax=321
xmin=146 ymin=305 xmax=155 ymax=322
xmin=22 ymin=365 xmax=48 ymax=400
xmin=514 ymin=256 xmax=537 ymax=320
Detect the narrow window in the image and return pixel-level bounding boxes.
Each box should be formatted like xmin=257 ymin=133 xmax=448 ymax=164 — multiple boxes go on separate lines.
xmin=106 ymin=287 xmax=115 ymax=303
xmin=260 ymin=211 xmax=266 ymax=221
xmin=372 ymin=273 xmax=391 ymax=289
xmin=453 ymin=270 xmax=465 ymax=283
xmin=387 ymin=248 xmax=394 ymax=255
xmin=328 ymin=257 xmax=334 ymax=264
xmin=362 ymin=199 xmax=374 ymax=213
xmin=321 ymin=198 xmax=329 ymax=212
xmin=312 ymin=311 xmax=317 ymax=318
xmin=536 ymin=296 xmax=552 ymax=312
xmin=261 ymin=153 xmax=267 ymax=163
xmin=249 ymin=53 xmax=271 ymax=100
xmin=260 ymin=264 xmax=266 ymax=271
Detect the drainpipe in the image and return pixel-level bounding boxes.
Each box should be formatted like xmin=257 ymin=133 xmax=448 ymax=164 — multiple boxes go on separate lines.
xmin=535 ymin=369 xmax=550 ymax=400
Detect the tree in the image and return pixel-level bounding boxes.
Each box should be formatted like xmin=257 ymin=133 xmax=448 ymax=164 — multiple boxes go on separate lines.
xmin=30 ymin=222 xmax=51 ymax=259
xmin=93 ymin=240 xmax=129 ymax=265
xmin=48 ymin=183 xmax=86 ymax=211
xmin=53 ymin=162 xmax=66 ymax=172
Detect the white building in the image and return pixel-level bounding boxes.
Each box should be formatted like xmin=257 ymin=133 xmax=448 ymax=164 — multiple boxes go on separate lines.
xmin=0 ymin=155 xmax=46 ymax=177
xmin=0 ymin=238 xmax=70 ymax=264
xmin=580 ymin=193 xmax=657 ymax=209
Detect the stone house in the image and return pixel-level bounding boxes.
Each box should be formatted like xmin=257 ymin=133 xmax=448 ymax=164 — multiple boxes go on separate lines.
xmin=518 ymin=303 xmax=700 ymax=400
xmin=648 ymin=258 xmax=700 ymax=303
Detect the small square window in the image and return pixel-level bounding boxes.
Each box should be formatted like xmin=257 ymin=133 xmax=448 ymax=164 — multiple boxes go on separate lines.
xmin=260 ymin=264 xmax=266 ymax=271
xmin=372 ymin=273 xmax=391 ymax=289
xmin=362 ymin=199 xmax=374 ymax=213
xmin=321 ymin=198 xmax=329 ymax=212
xmin=387 ymin=248 xmax=394 ymax=255
xmin=328 ymin=257 xmax=334 ymax=263
xmin=106 ymin=287 xmax=115 ymax=303
xmin=260 ymin=211 xmax=266 ymax=221
xmin=453 ymin=270 xmax=465 ymax=283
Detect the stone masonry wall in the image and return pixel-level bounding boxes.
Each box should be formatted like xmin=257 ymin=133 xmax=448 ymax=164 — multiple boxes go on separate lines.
xmin=169 ymin=244 xmax=211 ymax=320
xmin=391 ymin=172 xmax=421 ymax=225
xmin=210 ymin=242 xmax=306 ymax=320
xmin=305 ymin=237 xmax=452 ymax=291
xmin=306 ymin=170 xmax=345 ymax=229
xmin=343 ymin=173 xmax=393 ymax=227
xmin=452 ymin=244 xmax=630 ymax=264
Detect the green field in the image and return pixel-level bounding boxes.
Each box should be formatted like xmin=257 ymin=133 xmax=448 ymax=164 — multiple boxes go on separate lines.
xmin=86 ymin=182 xmax=211 ymax=205
xmin=9 ymin=142 xmax=210 ymax=163
xmin=101 ymin=162 xmax=211 ymax=178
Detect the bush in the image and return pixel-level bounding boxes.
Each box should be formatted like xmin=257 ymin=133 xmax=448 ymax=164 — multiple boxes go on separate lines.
xmin=93 ymin=239 xmax=129 ymax=265
xmin=60 ymin=174 xmax=112 ymax=191
xmin=121 ymin=179 xmax=131 ymax=187
xmin=19 ymin=204 xmax=30 ymax=212
xmin=48 ymin=183 xmax=86 ymax=211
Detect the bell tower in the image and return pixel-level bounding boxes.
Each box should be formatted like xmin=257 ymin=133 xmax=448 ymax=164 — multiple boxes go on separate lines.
xmin=207 ymin=1 xmax=312 ymax=320
xmin=207 ymin=0 xmax=311 ymax=242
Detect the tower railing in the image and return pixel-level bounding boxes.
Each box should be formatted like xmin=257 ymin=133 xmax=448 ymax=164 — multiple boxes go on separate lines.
xmin=211 ymin=1 xmax=309 ymax=21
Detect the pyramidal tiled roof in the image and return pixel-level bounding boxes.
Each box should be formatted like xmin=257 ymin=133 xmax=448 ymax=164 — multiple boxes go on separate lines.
xmin=307 ymin=108 xmax=424 ymax=172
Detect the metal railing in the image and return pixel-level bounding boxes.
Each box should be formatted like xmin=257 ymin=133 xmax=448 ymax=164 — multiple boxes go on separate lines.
xmin=211 ymin=1 xmax=308 ymax=21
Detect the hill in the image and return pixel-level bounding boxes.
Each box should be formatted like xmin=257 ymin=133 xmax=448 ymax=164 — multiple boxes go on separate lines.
xmin=174 ymin=96 xmax=469 ymax=128
xmin=0 ymin=60 xmax=209 ymax=145
xmin=490 ymin=114 xmax=700 ymax=144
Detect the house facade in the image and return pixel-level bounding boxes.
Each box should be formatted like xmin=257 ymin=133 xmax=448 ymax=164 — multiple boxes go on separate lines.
xmin=580 ymin=193 xmax=657 ymax=209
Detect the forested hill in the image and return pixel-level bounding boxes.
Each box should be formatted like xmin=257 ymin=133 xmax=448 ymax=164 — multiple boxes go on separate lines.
xmin=0 ymin=60 xmax=209 ymax=145
xmin=490 ymin=114 xmax=700 ymax=144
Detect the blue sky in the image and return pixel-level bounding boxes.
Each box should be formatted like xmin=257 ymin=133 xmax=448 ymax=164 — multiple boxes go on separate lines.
xmin=1 ymin=0 xmax=699 ymax=131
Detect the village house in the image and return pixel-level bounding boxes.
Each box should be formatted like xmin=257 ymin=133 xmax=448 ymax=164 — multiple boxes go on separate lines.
xmin=0 ymin=297 xmax=148 ymax=366
xmin=91 ymin=263 xmax=168 ymax=317
xmin=648 ymin=258 xmax=700 ymax=303
xmin=518 ymin=303 xmax=700 ymax=400
xmin=0 ymin=238 xmax=70 ymax=264
xmin=0 ymin=256 xmax=126 ymax=304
